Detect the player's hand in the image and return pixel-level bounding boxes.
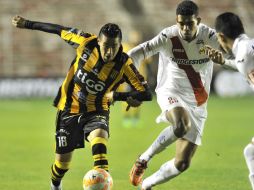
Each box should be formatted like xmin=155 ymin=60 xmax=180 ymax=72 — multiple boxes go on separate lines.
xmin=12 ymin=15 xmax=26 ymax=28
xmin=199 ymin=45 xmax=225 ymax=65
xmin=105 ymin=91 xmax=114 ymax=104
xmin=126 ymin=97 xmax=142 ymax=111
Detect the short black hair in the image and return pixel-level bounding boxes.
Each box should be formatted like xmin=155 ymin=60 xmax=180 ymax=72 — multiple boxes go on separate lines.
xmin=176 ymin=0 xmax=199 ymax=16
xmin=98 ymin=23 xmax=122 ymax=40
xmin=215 ymin=12 xmax=245 ymax=39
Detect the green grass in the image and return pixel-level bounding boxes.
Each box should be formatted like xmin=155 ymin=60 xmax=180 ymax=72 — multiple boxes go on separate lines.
xmin=0 ymin=96 xmax=253 ymax=190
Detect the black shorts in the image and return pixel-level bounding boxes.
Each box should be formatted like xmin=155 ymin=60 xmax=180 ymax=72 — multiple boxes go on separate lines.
xmin=55 ymin=110 xmax=109 ymax=154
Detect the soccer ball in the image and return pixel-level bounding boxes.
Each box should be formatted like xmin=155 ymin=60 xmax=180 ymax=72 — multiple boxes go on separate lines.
xmin=83 ymin=168 xmax=113 ymax=190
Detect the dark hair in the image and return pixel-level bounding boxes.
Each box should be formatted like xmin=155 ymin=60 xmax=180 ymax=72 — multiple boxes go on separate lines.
xmin=215 ymin=12 xmax=245 ymax=39
xmin=98 ymin=23 xmax=122 ymax=40
xmin=176 ymin=0 xmax=199 ymax=16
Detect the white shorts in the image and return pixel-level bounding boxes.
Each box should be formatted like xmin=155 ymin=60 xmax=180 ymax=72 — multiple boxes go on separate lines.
xmin=156 ymin=93 xmax=207 ymax=146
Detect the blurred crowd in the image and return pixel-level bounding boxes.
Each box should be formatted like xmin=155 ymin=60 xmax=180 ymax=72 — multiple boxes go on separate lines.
xmin=0 ymin=0 xmax=254 ymax=94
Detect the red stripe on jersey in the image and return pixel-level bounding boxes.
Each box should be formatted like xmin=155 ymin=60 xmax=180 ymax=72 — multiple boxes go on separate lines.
xmin=170 ymin=36 xmax=208 ymax=106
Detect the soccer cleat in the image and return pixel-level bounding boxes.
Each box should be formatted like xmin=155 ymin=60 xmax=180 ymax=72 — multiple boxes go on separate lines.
xmin=129 ymin=158 xmax=148 ymax=186
xmin=50 ymin=182 xmax=62 ymax=190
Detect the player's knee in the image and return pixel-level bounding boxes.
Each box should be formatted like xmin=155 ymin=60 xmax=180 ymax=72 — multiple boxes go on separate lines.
xmin=244 ymin=144 xmax=254 ymax=160
xmin=173 ymin=118 xmax=191 ymax=138
xmin=175 ymin=159 xmax=190 ymax=172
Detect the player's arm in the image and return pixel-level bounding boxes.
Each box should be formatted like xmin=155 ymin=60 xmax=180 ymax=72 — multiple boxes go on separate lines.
xmin=128 ymin=29 xmax=167 ymax=68
xmin=113 ymin=80 xmax=152 ymax=102
xmin=12 ymin=15 xmax=91 ymax=49
xmin=200 ymin=45 xmax=238 ymax=70
xmin=12 ymin=15 xmax=69 ymax=35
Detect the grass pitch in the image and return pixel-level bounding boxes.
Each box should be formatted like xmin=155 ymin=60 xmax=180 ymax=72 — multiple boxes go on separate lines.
xmin=0 ymin=96 xmax=253 ymax=190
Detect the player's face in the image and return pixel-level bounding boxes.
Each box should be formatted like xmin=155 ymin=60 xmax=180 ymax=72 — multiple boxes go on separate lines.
xmin=98 ymin=34 xmax=121 ymax=62
xmin=176 ymin=15 xmax=201 ymax=42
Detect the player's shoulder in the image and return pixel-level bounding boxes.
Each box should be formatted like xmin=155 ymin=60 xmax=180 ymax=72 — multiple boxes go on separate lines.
xmin=160 ymin=25 xmax=178 ymax=37
xmin=79 ymin=31 xmax=95 ymax=38
xmin=66 ymin=28 xmax=96 ymax=38
xmin=238 ymin=36 xmax=254 ymax=55
xmin=198 ymin=23 xmax=216 ymax=40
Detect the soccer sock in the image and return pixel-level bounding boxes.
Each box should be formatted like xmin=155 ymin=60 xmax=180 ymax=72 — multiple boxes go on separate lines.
xmin=142 ymin=158 xmax=181 ymax=189
xmin=244 ymin=143 xmax=254 ymax=189
xmin=139 ymin=126 xmax=178 ymax=161
xmin=91 ymin=137 xmax=109 ymax=171
xmin=51 ymin=160 xmax=70 ymax=186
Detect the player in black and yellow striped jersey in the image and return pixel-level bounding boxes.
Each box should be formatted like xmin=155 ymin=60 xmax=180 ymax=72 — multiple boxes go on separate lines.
xmin=12 ymin=15 xmax=152 ymax=190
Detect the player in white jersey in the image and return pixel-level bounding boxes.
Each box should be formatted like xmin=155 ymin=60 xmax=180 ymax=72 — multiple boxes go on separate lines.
xmin=128 ymin=1 xmax=219 ymax=189
xmin=202 ymin=12 xmax=254 ymax=190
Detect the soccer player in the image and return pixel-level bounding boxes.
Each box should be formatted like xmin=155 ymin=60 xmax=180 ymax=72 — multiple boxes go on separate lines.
xmin=127 ymin=1 xmax=220 ymax=189
xmin=202 ymin=12 xmax=254 ymax=190
xmin=12 ymin=15 xmax=152 ymax=190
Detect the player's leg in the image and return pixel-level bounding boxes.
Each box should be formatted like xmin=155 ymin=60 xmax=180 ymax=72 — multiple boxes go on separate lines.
xmin=139 ymin=107 xmax=191 ymax=161
xmin=51 ymin=152 xmax=73 ymax=190
xmin=84 ymin=113 xmax=110 ymax=171
xmin=141 ymin=139 xmax=197 ymax=189
xmin=130 ymin=106 xmax=191 ymax=186
xmin=139 ymin=94 xmax=191 ymax=161
xmin=244 ymin=138 xmax=254 ymax=190
xmin=50 ymin=110 xmax=83 ymax=190
xmin=88 ymin=128 xmax=109 ymax=171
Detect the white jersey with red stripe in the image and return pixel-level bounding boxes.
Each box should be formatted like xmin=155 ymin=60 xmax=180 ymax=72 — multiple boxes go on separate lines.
xmin=128 ymin=23 xmax=219 ymax=107
xmin=224 ymin=34 xmax=254 ymax=90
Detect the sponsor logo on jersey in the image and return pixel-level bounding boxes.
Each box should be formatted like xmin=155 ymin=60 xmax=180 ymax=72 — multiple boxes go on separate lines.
xmin=76 ymin=69 xmax=105 ymax=94
xmin=171 ymin=57 xmax=210 ymax=65
xmin=81 ymin=53 xmax=88 ymax=62
xmin=80 ymin=48 xmax=92 ymax=62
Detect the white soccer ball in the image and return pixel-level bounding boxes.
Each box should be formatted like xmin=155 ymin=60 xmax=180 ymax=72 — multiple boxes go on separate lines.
xmin=83 ymin=168 xmax=113 ymax=190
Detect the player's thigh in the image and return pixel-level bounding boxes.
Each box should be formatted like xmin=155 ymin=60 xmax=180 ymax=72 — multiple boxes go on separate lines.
xmin=175 ymin=138 xmax=197 ymax=162
xmin=157 ymin=93 xmax=190 ymax=125
xmin=82 ymin=113 xmax=110 ymax=142
xmin=166 ymin=107 xmax=191 ymax=127
xmin=55 ymin=110 xmax=84 ymax=154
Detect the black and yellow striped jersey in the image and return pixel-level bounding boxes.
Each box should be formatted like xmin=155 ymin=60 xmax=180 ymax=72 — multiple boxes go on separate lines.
xmin=24 ymin=21 xmax=152 ymax=113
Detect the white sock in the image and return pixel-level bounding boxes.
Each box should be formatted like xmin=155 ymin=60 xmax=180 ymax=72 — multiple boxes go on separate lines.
xmin=139 ymin=126 xmax=178 ymax=161
xmin=142 ymin=158 xmax=181 ymax=189
xmin=249 ymin=174 xmax=254 ymax=190
xmin=244 ymin=143 xmax=254 ymax=190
